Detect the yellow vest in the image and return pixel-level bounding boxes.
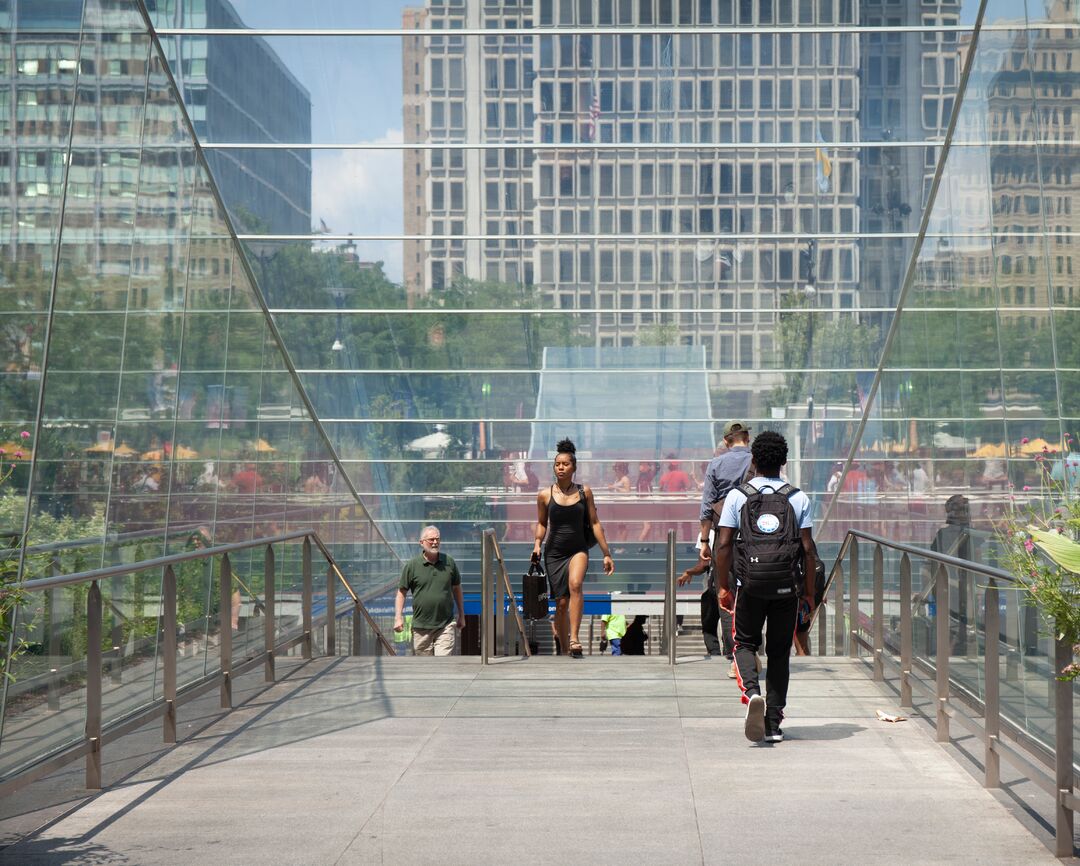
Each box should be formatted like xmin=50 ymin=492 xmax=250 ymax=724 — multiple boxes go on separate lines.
xmin=601 ymin=614 xmax=627 ymax=639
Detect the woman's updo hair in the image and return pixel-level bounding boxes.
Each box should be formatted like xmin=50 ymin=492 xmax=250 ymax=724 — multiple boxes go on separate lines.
xmin=555 ymin=437 xmax=577 ymax=468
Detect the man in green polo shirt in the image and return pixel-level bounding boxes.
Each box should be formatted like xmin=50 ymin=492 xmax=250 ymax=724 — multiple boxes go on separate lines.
xmin=394 ymin=525 xmax=465 ymax=656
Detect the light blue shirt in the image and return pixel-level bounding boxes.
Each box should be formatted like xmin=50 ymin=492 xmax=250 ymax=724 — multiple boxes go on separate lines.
xmin=718 ymin=477 xmax=814 ymax=530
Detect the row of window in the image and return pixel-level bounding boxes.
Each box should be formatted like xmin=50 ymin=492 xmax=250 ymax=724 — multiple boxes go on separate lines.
xmin=537 ymin=0 xmax=860 ymax=27
xmin=538 ymin=75 xmax=857 ymax=115
xmin=537 ymin=32 xmax=858 ymax=72
xmin=536 ymin=160 xmax=856 ymax=200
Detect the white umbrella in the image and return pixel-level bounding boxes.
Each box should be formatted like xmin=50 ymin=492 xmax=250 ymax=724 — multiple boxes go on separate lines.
xmin=406 ymin=430 xmax=453 ymax=452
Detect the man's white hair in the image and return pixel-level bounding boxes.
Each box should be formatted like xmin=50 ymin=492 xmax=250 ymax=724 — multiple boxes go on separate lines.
xmin=419 ymin=525 xmax=440 ymax=541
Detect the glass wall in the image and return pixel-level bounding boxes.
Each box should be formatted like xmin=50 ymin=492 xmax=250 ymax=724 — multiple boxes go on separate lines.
xmin=5 ymin=0 xmax=1078 ymax=597
xmin=1 ymin=0 xmax=398 ymax=589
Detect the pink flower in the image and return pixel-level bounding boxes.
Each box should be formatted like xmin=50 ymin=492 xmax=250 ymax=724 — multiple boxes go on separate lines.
xmin=0 ymin=449 xmax=5 ymax=456
xmin=1036 ymin=455 xmax=1045 ymax=461
xmin=1024 ymin=539 xmax=1034 ymax=552
xmin=1021 ymin=437 xmax=1030 ymax=444
xmin=19 ymin=431 xmax=29 ymax=440
xmin=1023 ymin=485 xmax=1030 ymax=491
xmin=13 ymin=451 xmax=22 ymax=459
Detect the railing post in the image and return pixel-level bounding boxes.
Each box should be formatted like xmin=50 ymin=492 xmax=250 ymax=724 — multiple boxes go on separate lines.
xmin=983 ymin=579 xmax=1000 ymax=789
xmin=872 ymin=544 xmax=884 ymax=681
xmin=163 ymin=565 xmax=177 ymax=744
xmin=481 ymin=531 xmax=492 ymax=665
xmin=1003 ymin=577 xmax=1019 ymax=682
xmin=848 ymin=537 xmax=860 ymax=657
xmin=352 ymin=604 xmax=363 ymax=656
xmin=899 ymin=553 xmax=912 ymax=709
xmin=832 ymin=561 xmax=845 ymax=656
xmin=302 ymin=538 xmax=313 ymax=659
xmin=48 ymin=556 xmax=61 ymax=711
xmin=264 ymin=544 xmax=275 ymax=682
xmin=934 ymin=562 xmax=950 ymax=742
xmin=495 ymin=548 xmax=507 ymax=657
xmin=220 ymin=553 xmax=233 ymax=709
xmin=816 ymin=592 xmax=826 ymax=655
xmin=85 ymin=581 xmax=102 ymax=790
xmin=665 ymin=529 xmax=676 ymax=666
xmin=1054 ymin=627 xmax=1075 ymax=858
xmin=326 ymin=565 xmax=336 ymax=656
xmin=109 ymin=574 xmax=123 ymax=685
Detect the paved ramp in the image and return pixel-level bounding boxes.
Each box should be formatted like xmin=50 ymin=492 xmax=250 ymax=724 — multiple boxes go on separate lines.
xmin=0 ymin=656 xmax=1059 ymax=865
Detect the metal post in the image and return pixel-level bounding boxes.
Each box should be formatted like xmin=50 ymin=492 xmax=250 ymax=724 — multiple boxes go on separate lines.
xmin=495 ymin=551 xmax=507 ymax=658
xmin=983 ymin=579 xmax=999 ymax=789
xmin=588 ymin=616 xmax=594 ymax=656
xmin=220 ymin=554 xmax=233 ymax=709
xmin=934 ymin=562 xmax=949 ymax=742
xmin=848 ymin=537 xmax=860 ymax=657
xmin=899 ymin=554 xmax=912 ymax=709
xmin=302 ymin=538 xmax=313 ymax=659
xmin=1054 ymin=629 xmax=1075 ymax=858
xmin=832 ymin=562 xmax=845 ymax=656
xmin=326 ymin=565 xmax=336 ymax=656
xmin=816 ymin=593 xmax=826 ymax=655
xmin=666 ymin=529 xmax=676 ymax=666
xmin=163 ymin=565 xmax=177 ymax=744
xmin=352 ymin=604 xmax=362 ymax=656
xmin=872 ymin=544 xmax=884 ymax=681
xmin=86 ymin=581 xmax=102 ymax=789
xmin=1003 ymin=576 xmax=1019 ymax=682
xmin=48 ymin=556 xmax=61 ymax=711
xmin=109 ymin=574 xmax=123 ymax=685
xmin=264 ymin=544 xmax=275 ymax=682
xmin=480 ymin=531 xmax=491 ymax=663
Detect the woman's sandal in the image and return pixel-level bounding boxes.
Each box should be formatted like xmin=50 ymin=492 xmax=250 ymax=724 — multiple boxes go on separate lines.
xmin=569 ymin=641 xmax=584 ymax=659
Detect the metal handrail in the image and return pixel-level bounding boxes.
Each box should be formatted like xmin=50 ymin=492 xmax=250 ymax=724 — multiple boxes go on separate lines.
xmin=479 ymin=529 xmax=531 ymax=663
xmin=0 ymin=528 xmax=395 ymax=797
xmin=822 ymin=528 xmax=1075 ymax=857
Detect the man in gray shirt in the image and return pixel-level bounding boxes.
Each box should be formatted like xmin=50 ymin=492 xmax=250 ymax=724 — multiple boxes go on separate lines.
xmin=695 ymin=421 xmax=753 ymax=671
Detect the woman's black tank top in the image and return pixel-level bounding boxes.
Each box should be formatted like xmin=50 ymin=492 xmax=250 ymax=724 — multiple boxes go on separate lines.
xmin=546 ymin=484 xmax=587 ymax=555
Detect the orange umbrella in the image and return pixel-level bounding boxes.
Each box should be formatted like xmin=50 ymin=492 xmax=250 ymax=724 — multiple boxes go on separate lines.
xmin=86 ymin=440 xmax=114 ymax=453
xmin=254 ymin=438 xmax=276 ymax=453
xmin=174 ymin=445 xmax=199 ymax=459
xmin=113 ymin=442 xmax=137 ymax=457
xmin=0 ymin=442 xmax=31 ymax=458
xmin=141 ymin=448 xmax=165 ymax=460
xmin=1020 ymin=437 xmax=1056 ymax=455
xmin=970 ymin=442 xmax=1007 ymax=458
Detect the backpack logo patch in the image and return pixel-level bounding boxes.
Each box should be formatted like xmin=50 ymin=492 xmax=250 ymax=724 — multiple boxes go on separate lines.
xmin=756 ymin=513 xmax=780 ymax=534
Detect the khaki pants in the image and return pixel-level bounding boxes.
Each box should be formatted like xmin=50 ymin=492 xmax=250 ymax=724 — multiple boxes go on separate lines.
xmin=412 ymin=622 xmax=457 ymax=656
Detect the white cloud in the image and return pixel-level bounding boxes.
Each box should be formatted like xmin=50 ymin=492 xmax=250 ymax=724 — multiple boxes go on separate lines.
xmin=310 ymin=129 xmax=405 ymax=283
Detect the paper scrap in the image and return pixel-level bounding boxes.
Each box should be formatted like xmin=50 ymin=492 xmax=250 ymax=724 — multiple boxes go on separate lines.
xmin=876 ymin=710 xmax=907 ymax=723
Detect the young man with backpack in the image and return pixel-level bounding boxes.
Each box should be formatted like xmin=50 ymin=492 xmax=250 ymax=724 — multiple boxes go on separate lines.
xmin=714 ymin=431 xmax=817 ymax=743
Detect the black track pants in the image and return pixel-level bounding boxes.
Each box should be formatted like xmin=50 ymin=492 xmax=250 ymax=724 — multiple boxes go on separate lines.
xmin=732 ymin=589 xmax=799 ymax=709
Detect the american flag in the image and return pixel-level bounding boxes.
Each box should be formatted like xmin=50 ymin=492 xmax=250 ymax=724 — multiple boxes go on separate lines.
xmin=585 ymin=81 xmax=600 ymax=141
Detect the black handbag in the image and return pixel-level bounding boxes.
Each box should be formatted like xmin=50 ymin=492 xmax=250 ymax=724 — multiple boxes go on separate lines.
xmin=578 ymin=484 xmax=598 ymax=550
xmin=522 ymin=561 xmax=549 ymax=620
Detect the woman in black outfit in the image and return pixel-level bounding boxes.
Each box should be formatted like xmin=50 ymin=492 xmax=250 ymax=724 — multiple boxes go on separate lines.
xmin=532 ymin=439 xmax=614 ymax=658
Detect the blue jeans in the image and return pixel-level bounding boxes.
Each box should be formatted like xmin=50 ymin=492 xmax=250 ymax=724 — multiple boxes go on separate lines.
xmin=610 ymin=638 xmax=622 ymax=656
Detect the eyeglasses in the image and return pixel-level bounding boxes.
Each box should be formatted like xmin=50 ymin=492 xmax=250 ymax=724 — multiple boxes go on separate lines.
xmin=421 ymin=537 xmax=441 ymax=545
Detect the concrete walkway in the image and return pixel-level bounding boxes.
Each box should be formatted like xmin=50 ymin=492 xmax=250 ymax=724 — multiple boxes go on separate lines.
xmin=0 ymin=655 xmax=1063 ymax=865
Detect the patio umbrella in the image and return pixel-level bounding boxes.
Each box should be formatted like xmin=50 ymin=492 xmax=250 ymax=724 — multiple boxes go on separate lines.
xmin=254 ymin=438 xmax=276 ymax=453
xmin=113 ymin=442 xmax=137 ymax=457
xmin=85 ymin=441 xmax=113 ymax=453
xmin=174 ymin=445 xmax=199 ymax=459
xmin=970 ymin=442 xmax=1007 ymax=459
xmin=141 ymin=448 xmax=165 ymax=460
xmin=0 ymin=442 xmax=31 ymax=458
xmin=1020 ymin=437 xmax=1056 ymax=455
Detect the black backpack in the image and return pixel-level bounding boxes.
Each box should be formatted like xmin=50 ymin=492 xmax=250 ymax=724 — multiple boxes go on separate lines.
xmin=734 ymin=482 xmax=804 ymax=598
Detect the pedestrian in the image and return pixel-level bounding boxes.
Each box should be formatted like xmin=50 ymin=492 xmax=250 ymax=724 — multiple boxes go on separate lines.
xmin=394 ymin=526 xmax=465 ymax=656
xmin=620 ymin=615 xmax=649 ymax=655
xmin=696 ymin=421 xmax=754 ymax=673
xmin=658 ymin=454 xmax=693 ymax=492
xmin=532 ymin=438 xmax=615 ymax=659
xmin=714 ymin=431 xmax=817 ymax=743
xmin=600 ymin=612 xmax=627 ymax=654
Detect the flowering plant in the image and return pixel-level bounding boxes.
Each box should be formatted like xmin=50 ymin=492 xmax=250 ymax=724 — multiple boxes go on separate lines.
xmin=995 ymin=435 xmax=1080 ymax=681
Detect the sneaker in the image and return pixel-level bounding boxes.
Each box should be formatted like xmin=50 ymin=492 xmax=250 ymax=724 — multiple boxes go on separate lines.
xmin=744 ymin=694 xmax=766 ymax=742
xmin=765 ymin=709 xmax=784 ymax=743
xmin=727 ymin=660 xmax=738 ymax=679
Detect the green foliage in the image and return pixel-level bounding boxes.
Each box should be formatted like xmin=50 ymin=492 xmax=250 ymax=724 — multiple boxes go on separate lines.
xmin=994 ymin=444 xmax=1080 ymax=680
